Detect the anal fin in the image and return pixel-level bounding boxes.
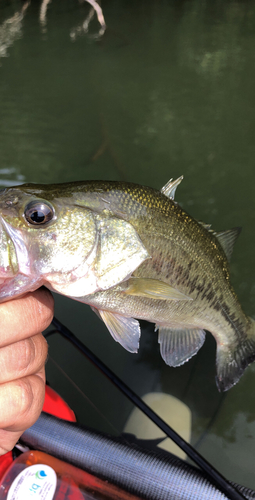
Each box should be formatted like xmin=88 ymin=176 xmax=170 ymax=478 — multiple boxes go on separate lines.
xmin=158 ymin=327 xmax=206 ymax=367
xmin=94 ymin=309 xmax=141 ymax=353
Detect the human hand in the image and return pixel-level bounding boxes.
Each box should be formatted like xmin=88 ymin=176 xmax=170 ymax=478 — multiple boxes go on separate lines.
xmin=0 ymin=288 xmax=54 ymax=455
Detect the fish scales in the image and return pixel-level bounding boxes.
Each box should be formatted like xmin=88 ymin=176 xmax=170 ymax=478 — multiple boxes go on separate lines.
xmin=97 ymin=187 xmax=247 ymax=334
xmin=0 ymin=178 xmax=254 ymax=391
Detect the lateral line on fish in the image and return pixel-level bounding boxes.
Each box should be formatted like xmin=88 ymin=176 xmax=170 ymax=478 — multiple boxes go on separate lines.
xmin=137 ymin=227 xmax=244 ymax=340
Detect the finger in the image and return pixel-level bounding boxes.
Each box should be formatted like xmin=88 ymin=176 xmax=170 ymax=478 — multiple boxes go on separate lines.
xmin=0 ymin=370 xmax=46 ymax=454
xmin=0 ymin=333 xmax=48 ymax=384
xmin=0 ymin=288 xmax=54 ymax=347
xmin=0 ymin=429 xmax=26 ymax=455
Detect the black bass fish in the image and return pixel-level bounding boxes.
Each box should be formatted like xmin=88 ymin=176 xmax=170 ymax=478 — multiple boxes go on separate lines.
xmin=0 ymin=177 xmax=254 ymax=391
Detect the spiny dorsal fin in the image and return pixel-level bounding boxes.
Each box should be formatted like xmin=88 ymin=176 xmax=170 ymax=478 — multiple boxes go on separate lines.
xmin=213 ymin=227 xmax=242 ymax=262
xmin=161 ymin=176 xmax=183 ymax=200
xmin=197 ymin=220 xmax=212 ymax=230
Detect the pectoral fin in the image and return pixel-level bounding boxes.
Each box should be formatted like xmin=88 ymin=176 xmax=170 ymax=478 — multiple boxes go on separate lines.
xmin=95 ymin=309 xmax=141 ymax=353
xmin=124 ymin=278 xmax=192 ymax=301
xmin=158 ymin=326 xmax=206 ymax=366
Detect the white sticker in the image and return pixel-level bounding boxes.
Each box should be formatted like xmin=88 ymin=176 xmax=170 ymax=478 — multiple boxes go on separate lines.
xmin=7 ymin=464 xmax=57 ymax=500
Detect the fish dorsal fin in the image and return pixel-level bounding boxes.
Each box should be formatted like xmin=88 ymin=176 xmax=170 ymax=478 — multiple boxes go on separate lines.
xmin=214 ymin=227 xmax=242 ymax=262
xmin=197 ymin=220 xmax=212 ymax=230
xmin=161 ymin=176 xmax=183 ymax=200
xmin=197 ymin=221 xmax=241 ymax=262
xmin=95 ymin=309 xmax=141 ymax=353
xmin=157 ymin=326 xmax=206 ymax=366
xmin=124 ymin=277 xmax=192 ymax=301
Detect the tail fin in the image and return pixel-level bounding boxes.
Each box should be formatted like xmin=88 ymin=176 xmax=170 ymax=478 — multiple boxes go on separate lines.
xmin=216 ymin=317 xmax=255 ymax=392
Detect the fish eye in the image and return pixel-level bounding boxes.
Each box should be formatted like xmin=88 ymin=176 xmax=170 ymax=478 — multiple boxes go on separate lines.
xmin=24 ymin=200 xmax=54 ymax=226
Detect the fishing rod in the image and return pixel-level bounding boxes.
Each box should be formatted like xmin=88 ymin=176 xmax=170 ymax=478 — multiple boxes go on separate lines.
xmin=51 ymin=316 xmax=246 ymax=500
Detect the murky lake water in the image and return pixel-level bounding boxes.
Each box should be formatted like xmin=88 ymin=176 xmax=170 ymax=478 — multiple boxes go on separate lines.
xmin=1 ymin=0 xmax=255 ymax=490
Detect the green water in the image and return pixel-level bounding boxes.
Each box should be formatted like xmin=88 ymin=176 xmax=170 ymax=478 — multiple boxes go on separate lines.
xmin=1 ymin=0 xmax=255 ymax=490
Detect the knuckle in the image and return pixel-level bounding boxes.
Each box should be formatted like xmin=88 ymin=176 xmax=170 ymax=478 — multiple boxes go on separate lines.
xmin=14 ymin=378 xmax=34 ymax=417
xmin=16 ymin=338 xmax=37 ymax=372
xmin=0 ymin=290 xmax=54 ymax=347
xmin=11 ymin=375 xmax=45 ymax=424
xmin=0 ymin=379 xmax=35 ymax=425
xmin=21 ymin=290 xmax=54 ymax=335
xmin=30 ymin=290 xmax=54 ymax=333
xmin=0 ymin=376 xmax=45 ymax=431
xmin=13 ymin=335 xmax=48 ymax=376
xmin=31 ymin=334 xmax=48 ymax=367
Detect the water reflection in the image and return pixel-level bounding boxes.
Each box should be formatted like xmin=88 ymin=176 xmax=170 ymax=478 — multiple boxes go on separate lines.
xmin=40 ymin=0 xmax=106 ymax=37
xmin=70 ymin=1 xmax=106 ymax=41
xmin=0 ymin=168 xmax=25 ymax=187
xmin=39 ymin=0 xmax=51 ymax=29
xmin=0 ymin=0 xmax=106 ymax=56
xmin=41 ymin=0 xmax=106 ymax=38
xmin=0 ymin=1 xmax=29 ymax=60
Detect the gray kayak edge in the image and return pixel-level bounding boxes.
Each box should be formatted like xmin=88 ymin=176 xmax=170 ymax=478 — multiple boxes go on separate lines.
xmin=21 ymin=412 xmax=255 ymax=500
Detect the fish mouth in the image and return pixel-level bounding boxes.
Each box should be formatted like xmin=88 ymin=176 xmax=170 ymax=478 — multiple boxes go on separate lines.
xmin=0 ymin=217 xmax=19 ymax=278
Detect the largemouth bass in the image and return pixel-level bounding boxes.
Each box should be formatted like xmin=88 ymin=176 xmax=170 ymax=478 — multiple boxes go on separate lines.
xmin=0 ymin=177 xmax=254 ymax=391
